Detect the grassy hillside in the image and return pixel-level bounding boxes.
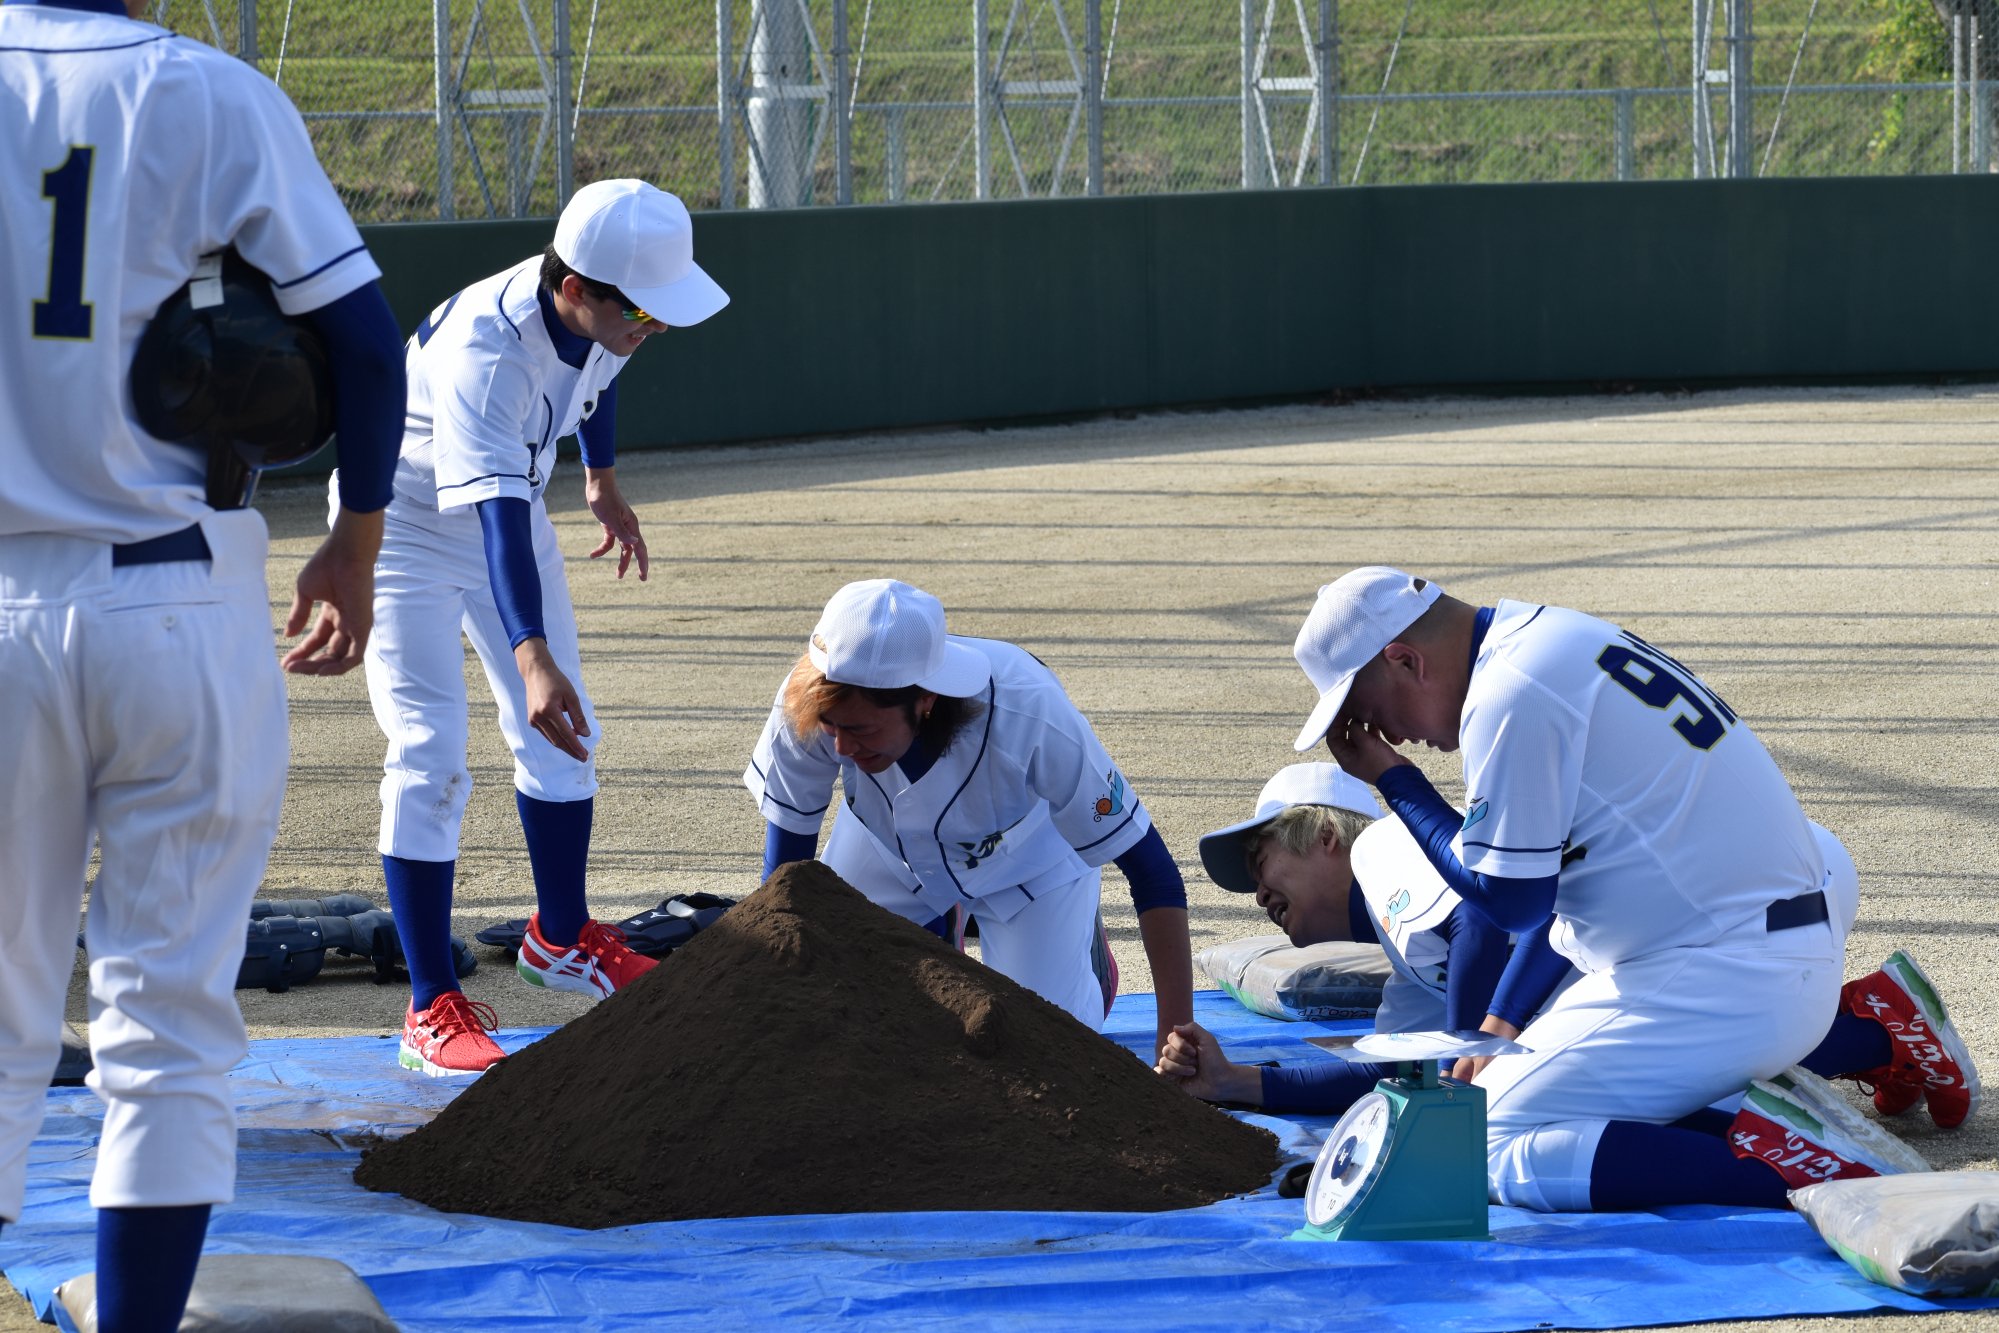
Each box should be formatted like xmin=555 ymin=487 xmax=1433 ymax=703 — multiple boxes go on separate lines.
xmin=151 ymin=0 xmax=1957 ymax=221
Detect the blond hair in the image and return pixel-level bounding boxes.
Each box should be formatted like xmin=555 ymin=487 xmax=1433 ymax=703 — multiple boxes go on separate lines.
xmin=1245 ymin=802 xmax=1375 ymax=865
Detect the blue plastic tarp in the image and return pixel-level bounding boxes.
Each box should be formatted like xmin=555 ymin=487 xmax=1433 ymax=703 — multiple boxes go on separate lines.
xmin=6 ymin=991 xmax=1995 ymax=1331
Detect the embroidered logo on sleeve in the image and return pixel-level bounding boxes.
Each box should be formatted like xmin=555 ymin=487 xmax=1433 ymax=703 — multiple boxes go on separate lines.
xmin=1462 ymin=798 xmax=1490 ymax=832
xmin=1379 ymin=887 xmax=1411 ymax=935
xmin=1093 ymin=770 xmax=1127 ymax=822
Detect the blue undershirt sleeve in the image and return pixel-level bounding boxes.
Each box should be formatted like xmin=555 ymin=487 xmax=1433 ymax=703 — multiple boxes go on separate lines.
xmin=300 ymin=281 xmax=403 ymax=514
xmin=577 ymin=377 xmax=618 ymax=469
xmin=475 ymin=497 xmax=546 ymax=649
xmin=1435 ymin=903 xmax=1511 ymax=1032
xmin=763 ymin=821 xmax=819 ymax=881
xmin=1373 ymin=764 xmax=1559 ymax=934
xmin=1260 ymin=1060 xmax=1389 ymax=1114
xmin=1112 ymin=825 xmax=1187 ymax=914
xmin=1487 ymin=919 xmax=1576 ymax=1029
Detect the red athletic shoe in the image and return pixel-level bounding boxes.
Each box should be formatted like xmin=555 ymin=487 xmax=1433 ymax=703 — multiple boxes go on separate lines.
xmin=1730 ymin=1068 xmax=1930 ymax=1189
xmin=516 ymin=913 xmax=657 ymax=1000
xmin=1841 ymin=950 xmax=1981 ymax=1130
xmin=400 ymin=991 xmax=504 ymax=1077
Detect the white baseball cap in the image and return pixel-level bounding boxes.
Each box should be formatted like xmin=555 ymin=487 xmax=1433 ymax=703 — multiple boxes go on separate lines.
xmin=807 ymin=579 xmax=992 ymax=697
xmin=1198 ymin=762 xmax=1383 ymax=894
xmin=1291 ymin=566 xmax=1442 ymax=752
xmin=554 ymin=179 xmax=729 ymax=327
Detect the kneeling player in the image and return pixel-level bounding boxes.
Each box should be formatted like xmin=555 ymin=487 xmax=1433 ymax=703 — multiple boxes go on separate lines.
xmin=1163 ymin=759 xmax=1977 ymax=1209
xmin=1290 ymin=567 xmax=1978 ymax=1209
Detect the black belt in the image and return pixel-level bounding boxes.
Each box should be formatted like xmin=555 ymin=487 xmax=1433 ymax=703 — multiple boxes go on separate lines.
xmin=1766 ymin=889 xmax=1829 ymax=932
xmin=111 ymin=524 xmax=211 ymax=567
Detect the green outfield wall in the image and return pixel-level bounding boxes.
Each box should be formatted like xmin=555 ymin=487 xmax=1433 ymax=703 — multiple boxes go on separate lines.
xmin=359 ymin=175 xmax=1999 ymax=451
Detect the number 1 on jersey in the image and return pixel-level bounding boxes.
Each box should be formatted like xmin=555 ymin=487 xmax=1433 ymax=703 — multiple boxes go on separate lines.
xmin=34 ymin=146 xmax=95 ymax=341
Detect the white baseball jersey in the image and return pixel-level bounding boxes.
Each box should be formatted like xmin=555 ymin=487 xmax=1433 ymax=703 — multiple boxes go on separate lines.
xmin=0 ymin=4 xmax=378 ymax=546
xmin=746 ymin=637 xmax=1154 ymax=926
xmin=1453 ymin=600 xmax=1823 ymax=972
xmin=1 ymin=0 xmax=371 ymax=1221
xmin=1349 ymin=816 xmax=1463 ymax=1033
xmin=372 ymin=256 xmax=624 ymax=552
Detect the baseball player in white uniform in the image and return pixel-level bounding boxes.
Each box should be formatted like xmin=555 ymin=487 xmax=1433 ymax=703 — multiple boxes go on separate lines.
xmin=1292 ymin=568 xmax=1973 ymax=1211
xmin=335 ymin=179 xmax=728 ymax=1077
xmin=746 ymin=579 xmax=1195 ymax=1053
xmin=1159 ymin=764 xmax=1935 ymax=1141
xmin=2 ymin=0 xmax=403 ymax=1323
xmin=1156 ymin=762 xmax=1512 ymax=1110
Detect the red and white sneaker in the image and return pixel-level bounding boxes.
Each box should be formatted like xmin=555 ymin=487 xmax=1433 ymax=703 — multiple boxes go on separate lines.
xmin=515 ymin=913 xmax=657 ymax=1000
xmin=1841 ymin=949 xmax=1982 ymax=1129
xmin=1730 ymin=1067 xmax=1931 ymax=1190
xmin=400 ymin=991 xmax=504 ymax=1077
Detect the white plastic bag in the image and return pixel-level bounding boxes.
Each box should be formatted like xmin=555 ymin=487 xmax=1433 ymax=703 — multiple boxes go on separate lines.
xmin=1791 ymin=1170 xmax=1999 ymax=1297
xmin=1194 ymin=935 xmax=1390 ymax=1021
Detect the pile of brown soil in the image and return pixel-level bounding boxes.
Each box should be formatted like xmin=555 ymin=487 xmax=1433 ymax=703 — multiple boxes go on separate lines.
xmin=355 ymin=861 xmax=1278 ymax=1228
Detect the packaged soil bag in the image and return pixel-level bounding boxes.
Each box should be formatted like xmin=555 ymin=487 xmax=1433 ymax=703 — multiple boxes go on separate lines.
xmin=1791 ymin=1171 xmax=1999 ymax=1297
xmin=58 ymin=1255 xmax=397 ymax=1332
xmin=1194 ymin=935 xmax=1391 ymax=1021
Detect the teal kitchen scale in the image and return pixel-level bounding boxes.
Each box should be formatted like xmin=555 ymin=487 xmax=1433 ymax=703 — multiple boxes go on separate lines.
xmin=1289 ymin=1029 xmax=1528 ymax=1243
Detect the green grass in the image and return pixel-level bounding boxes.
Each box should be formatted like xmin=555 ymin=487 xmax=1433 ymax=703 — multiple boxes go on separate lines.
xmin=150 ymin=0 xmax=1962 ymax=221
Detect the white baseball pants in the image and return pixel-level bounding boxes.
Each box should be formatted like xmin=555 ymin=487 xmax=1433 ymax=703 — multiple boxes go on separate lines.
xmin=1480 ymin=900 xmax=1847 ymax=1212
xmin=0 ymin=512 xmax=286 ymax=1217
xmin=364 ymin=506 xmax=598 ymax=862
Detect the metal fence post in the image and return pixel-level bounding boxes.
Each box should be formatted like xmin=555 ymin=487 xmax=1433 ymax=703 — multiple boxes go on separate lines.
xmin=1692 ymin=0 xmax=1709 ymax=178
xmin=833 ymin=0 xmax=853 ymax=203
xmin=748 ymin=0 xmax=811 ymax=208
xmin=1726 ymin=0 xmax=1752 ymax=178
xmin=238 ymin=0 xmax=257 ymax=64
xmin=1952 ymin=9 xmax=1967 ymax=173
xmin=717 ymin=0 xmax=735 ymax=209
xmin=973 ymin=0 xmax=990 ymax=200
xmin=1316 ymin=0 xmax=1335 ymax=185
xmin=434 ymin=0 xmax=454 ymax=220
xmin=553 ymin=0 xmax=573 ymax=207
xmin=1083 ymin=0 xmax=1104 ymax=195
xmin=1979 ymin=12 xmax=1993 ymax=173
xmin=1615 ymin=88 xmax=1635 ymax=180
xmin=1240 ymin=0 xmax=1255 ymax=188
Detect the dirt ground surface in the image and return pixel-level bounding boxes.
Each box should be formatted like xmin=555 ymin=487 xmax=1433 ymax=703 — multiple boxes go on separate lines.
xmin=12 ymin=384 xmax=1998 ymax=1329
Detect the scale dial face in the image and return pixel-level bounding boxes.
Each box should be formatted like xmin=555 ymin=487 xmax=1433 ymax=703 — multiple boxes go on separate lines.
xmin=1305 ymin=1091 xmax=1395 ymax=1228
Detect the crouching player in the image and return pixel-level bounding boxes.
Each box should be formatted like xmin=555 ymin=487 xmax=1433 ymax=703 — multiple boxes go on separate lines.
xmin=1162 ymin=759 xmax=1978 ymax=1208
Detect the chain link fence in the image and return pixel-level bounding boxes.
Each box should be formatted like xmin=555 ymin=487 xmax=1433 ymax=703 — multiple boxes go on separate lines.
xmin=145 ymin=0 xmax=1996 ymax=223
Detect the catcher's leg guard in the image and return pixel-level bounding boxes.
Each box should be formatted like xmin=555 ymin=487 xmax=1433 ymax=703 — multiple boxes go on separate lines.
xmin=248 ymin=894 xmax=377 ymax=921
xmin=236 ymin=917 xmax=328 ymax=993
xmin=318 ymin=909 xmax=477 ymax=984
